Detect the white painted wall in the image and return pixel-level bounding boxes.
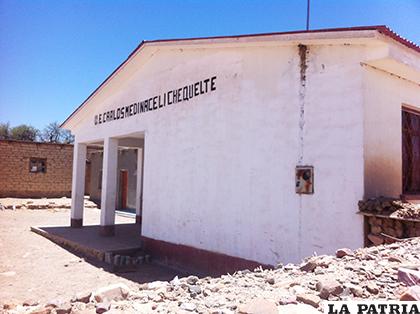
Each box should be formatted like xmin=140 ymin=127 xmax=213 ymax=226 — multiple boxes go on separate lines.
xmin=65 ymin=38 xmax=419 ymax=265
xmin=297 ymin=44 xmax=365 ymax=259
xmin=363 ymin=60 xmax=420 ymax=199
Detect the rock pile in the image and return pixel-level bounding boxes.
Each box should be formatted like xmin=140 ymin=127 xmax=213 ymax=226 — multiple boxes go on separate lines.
xmin=3 ymin=238 xmax=419 ymax=314
xmin=358 ymin=197 xmax=420 ymax=220
xmin=0 ymin=197 xmax=97 ymax=211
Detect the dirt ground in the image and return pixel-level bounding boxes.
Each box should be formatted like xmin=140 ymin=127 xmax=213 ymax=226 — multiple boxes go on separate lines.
xmin=0 ymin=207 xmax=180 ymax=304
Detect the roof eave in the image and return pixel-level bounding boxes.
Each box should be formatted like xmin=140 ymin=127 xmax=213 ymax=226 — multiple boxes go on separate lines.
xmin=61 ymin=26 xmax=419 ymax=130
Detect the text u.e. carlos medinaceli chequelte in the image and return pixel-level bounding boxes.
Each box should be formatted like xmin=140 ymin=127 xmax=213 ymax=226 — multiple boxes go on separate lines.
xmin=94 ymin=76 xmax=217 ymax=125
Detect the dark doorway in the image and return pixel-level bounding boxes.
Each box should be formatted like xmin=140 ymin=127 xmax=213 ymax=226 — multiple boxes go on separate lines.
xmin=120 ymin=169 xmax=128 ymax=209
xmin=402 ymin=107 xmax=420 ymax=194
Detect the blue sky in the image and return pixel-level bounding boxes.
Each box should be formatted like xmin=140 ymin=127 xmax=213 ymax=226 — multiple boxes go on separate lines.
xmin=0 ymin=0 xmax=419 ymax=129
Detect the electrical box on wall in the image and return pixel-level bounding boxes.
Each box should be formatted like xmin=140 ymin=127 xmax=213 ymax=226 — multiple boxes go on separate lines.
xmin=296 ymin=166 xmax=314 ymax=194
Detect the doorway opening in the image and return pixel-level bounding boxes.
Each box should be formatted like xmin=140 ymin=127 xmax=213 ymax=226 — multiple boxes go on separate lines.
xmin=86 ymin=136 xmax=144 ymax=221
xmin=119 ymin=169 xmax=128 ymax=210
xmin=402 ymin=106 xmax=420 ymax=194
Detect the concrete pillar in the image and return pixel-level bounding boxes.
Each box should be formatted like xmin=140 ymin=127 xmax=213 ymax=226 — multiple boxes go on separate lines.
xmin=135 ymin=148 xmax=143 ymax=225
xmin=100 ymin=137 xmax=118 ymax=236
xmin=70 ymin=142 xmax=87 ymax=228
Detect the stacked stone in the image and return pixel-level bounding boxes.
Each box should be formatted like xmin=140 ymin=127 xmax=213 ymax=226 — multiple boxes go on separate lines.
xmin=359 ymin=197 xmax=420 ymax=246
xmin=358 ymin=197 xmax=420 ymax=220
xmin=358 ymin=197 xmax=398 ymax=214
xmin=366 ymin=216 xmax=420 ymax=246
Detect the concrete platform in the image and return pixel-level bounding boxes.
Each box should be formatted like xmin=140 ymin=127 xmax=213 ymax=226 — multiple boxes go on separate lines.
xmin=31 ymin=223 xmax=142 ymax=262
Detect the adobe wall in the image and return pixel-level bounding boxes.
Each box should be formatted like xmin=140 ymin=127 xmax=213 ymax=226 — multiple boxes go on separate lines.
xmin=0 ymin=140 xmax=73 ymax=198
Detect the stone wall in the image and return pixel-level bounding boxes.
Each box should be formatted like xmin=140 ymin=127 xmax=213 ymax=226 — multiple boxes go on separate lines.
xmin=365 ymin=215 xmax=420 ymax=246
xmin=0 ymin=140 xmax=74 ymax=198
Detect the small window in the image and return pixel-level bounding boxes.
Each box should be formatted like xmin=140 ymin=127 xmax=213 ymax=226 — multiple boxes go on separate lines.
xmin=29 ymin=158 xmax=47 ymax=173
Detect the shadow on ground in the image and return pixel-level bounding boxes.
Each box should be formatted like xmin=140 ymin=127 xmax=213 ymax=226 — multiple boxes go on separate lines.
xmin=32 ymin=223 xmax=191 ymax=284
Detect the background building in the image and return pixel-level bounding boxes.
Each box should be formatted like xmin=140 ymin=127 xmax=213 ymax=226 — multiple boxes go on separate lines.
xmin=0 ymin=140 xmax=75 ymax=198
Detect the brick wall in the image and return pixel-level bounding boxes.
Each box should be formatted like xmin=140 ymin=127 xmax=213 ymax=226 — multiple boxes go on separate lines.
xmin=0 ymin=140 xmax=74 ymax=198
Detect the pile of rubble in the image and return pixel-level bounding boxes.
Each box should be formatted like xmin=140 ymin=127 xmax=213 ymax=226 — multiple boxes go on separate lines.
xmin=358 ymin=197 xmax=420 ymax=220
xmin=0 ymin=197 xmax=97 ymax=211
xmin=3 ymin=238 xmax=419 ymax=314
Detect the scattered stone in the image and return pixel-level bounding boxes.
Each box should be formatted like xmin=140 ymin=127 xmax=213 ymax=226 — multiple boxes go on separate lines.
xmin=365 ymin=282 xmax=379 ymax=295
xmin=55 ymin=302 xmax=72 ymax=314
xmin=388 ymin=255 xmax=402 ymax=263
xmin=3 ymin=303 xmax=17 ymax=310
xmin=316 ymin=279 xmax=343 ymax=299
xmin=95 ymin=302 xmax=110 ymax=314
xmin=22 ymin=299 xmax=39 ymax=306
xmin=296 ymin=293 xmax=321 ymax=308
xmin=72 ymin=291 xmax=92 ymax=303
xmin=289 ymin=285 xmax=307 ymax=295
xmin=189 ymin=284 xmax=202 ymax=295
xmin=400 ymin=286 xmax=420 ymax=301
xmin=346 ymin=284 xmax=364 ymax=297
xmin=31 ymin=307 xmax=52 ymax=314
xmin=179 ymin=302 xmax=197 ymax=311
xmin=265 ymin=277 xmax=275 ymax=285
xmin=0 ymin=197 xmax=98 ymax=210
xmin=336 ymin=248 xmax=353 ymax=258
xmin=300 ymin=260 xmax=317 ymax=272
xmin=237 ymin=298 xmax=278 ymax=314
xmin=148 ymin=281 xmax=168 ymax=290
xmin=92 ymin=283 xmax=131 ymax=302
xmin=278 ymin=295 xmax=297 ymax=305
xmin=398 ymin=267 xmax=420 ymax=286
xmin=186 ymin=276 xmax=199 ymax=285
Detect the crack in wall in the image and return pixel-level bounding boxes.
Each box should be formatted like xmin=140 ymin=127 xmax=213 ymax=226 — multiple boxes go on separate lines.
xmin=297 ymin=44 xmax=308 ymax=259
xmin=298 ymin=44 xmax=308 ymax=165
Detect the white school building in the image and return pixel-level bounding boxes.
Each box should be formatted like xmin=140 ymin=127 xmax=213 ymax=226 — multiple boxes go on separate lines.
xmin=62 ymin=26 xmax=420 ymax=273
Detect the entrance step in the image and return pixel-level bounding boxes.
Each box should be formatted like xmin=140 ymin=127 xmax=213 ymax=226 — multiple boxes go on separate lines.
xmin=104 ymin=249 xmax=151 ymax=272
xmin=30 ymin=224 xmax=144 ymax=272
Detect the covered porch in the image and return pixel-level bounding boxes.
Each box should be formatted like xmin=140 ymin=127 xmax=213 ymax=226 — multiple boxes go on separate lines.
xmin=31 ymin=222 xmax=143 ymax=262
xmin=70 ymin=133 xmax=144 ymax=237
